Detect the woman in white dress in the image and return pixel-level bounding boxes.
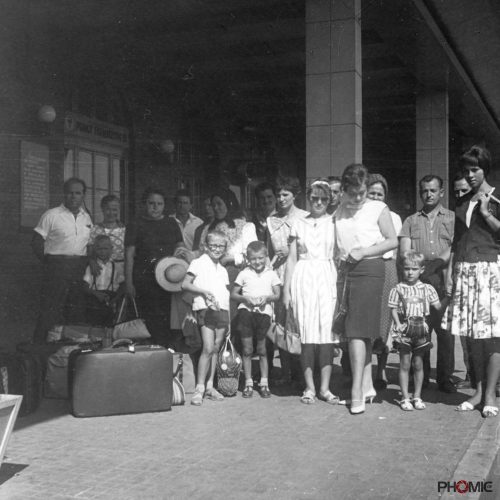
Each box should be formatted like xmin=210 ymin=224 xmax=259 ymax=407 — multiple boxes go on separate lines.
xmin=283 ymin=179 xmax=338 ymax=404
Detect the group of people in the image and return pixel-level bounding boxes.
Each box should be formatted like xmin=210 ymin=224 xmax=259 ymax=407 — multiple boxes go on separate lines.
xmin=32 ymin=144 xmax=500 ymax=418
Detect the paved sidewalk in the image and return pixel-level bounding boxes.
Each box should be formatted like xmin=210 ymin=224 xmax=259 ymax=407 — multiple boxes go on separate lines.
xmin=0 ymin=350 xmax=498 ymax=500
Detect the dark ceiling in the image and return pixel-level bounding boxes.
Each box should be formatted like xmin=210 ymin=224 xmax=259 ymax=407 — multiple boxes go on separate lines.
xmin=5 ymin=0 xmax=500 ymax=161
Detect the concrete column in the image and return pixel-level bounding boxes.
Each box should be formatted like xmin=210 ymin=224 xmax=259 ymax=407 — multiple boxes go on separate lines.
xmin=416 ymin=90 xmax=449 ymax=207
xmin=305 ymin=0 xmax=362 ymax=184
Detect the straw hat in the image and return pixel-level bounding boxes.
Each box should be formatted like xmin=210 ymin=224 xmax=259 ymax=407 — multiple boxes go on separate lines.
xmin=154 ymin=256 xmax=189 ymax=292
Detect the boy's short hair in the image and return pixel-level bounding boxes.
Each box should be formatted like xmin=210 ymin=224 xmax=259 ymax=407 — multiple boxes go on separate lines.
xmin=246 ymin=240 xmax=267 ymax=256
xmin=402 ymin=250 xmax=425 ymax=267
xmin=205 ymin=229 xmax=227 ymax=245
xmin=94 ymin=234 xmax=112 ymax=246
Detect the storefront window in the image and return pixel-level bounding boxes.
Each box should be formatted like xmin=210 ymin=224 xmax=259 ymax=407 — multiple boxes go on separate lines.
xmin=64 ymin=147 xmax=125 ymax=222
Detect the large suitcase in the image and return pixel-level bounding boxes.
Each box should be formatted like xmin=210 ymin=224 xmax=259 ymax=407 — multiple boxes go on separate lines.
xmin=0 ymin=351 xmax=42 ymax=416
xmin=70 ymin=341 xmax=173 ymax=417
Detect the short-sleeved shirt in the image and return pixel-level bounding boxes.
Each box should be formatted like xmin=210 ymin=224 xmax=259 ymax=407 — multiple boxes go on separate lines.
xmin=388 ymin=282 xmax=440 ymax=318
xmin=334 ymin=200 xmax=387 ymax=260
xmin=83 ymin=259 xmax=124 ymax=292
xmin=89 ymin=224 xmax=126 ymax=261
xmin=187 ymin=253 xmax=230 ymax=311
xmin=234 ymin=267 xmax=281 ymax=317
xmin=400 ymin=205 xmax=454 ymax=261
xmin=34 ymin=204 xmax=92 ymax=256
xmin=169 ymin=213 xmax=203 ymax=251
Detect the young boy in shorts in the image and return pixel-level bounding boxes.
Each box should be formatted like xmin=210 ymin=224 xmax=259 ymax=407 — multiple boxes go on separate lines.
xmin=231 ymin=241 xmax=281 ymax=398
xmin=182 ymin=230 xmax=230 ymax=406
xmin=388 ymin=251 xmax=442 ymax=411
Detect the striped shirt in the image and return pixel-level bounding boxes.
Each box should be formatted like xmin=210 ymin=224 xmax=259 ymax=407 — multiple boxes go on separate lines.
xmin=400 ymin=205 xmax=454 ymax=260
xmin=388 ymin=282 xmax=440 ymax=318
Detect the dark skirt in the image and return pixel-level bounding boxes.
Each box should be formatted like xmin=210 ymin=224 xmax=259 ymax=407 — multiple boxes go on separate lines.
xmin=345 ymin=258 xmax=385 ymax=339
xmin=379 ymin=259 xmax=398 ymax=342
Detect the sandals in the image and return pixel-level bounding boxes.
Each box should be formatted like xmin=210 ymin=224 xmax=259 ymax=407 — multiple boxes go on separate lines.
xmin=242 ymin=386 xmax=253 ymax=398
xmin=205 ymin=388 xmax=224 ymax=401
xmin=397 ymin=398 xmax=414 ymax=411
xmin=318 ymin=391 xmax=340 ymax=405
xmin=482 ymin=405 xmax=499 ymax=418
xmin=412 ymin=398 xmax=426 ymax=410
xmin=300 ymin=389 xmax=316 ymax=404
xmin=456 ymin=401 xmax=476 ymax=412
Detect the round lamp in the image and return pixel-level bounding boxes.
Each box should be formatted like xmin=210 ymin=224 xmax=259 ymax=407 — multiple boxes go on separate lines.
xmin=160 ymin=139 xmax=175 ymax=154
xmin=38 ymin=105 xmax=56 ymax=123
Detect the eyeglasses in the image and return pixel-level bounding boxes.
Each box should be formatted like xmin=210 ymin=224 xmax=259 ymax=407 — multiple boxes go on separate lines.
xmin=207 ymin=244 xmax=226 ymax=250
xmin=310 ymin=196 xmax=329 ymax=204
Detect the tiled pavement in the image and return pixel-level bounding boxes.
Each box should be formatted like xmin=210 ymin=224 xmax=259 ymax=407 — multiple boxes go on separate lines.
xmin=1 ymin=349 xmax=499 ymax=500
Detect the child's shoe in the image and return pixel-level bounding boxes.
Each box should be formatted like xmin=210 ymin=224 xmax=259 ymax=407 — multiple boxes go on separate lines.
xmin=412 ymin=397 xmax=426 ymax=410
xmin=191 ymin=389 xmax=203 ymax=406
xmin=242 ymin=386 xmax=253 ymax=398
xmin=259 ymin=385 xmax=271 ymax=398
xmin=205 ymin=388 xmax=224 ymax=401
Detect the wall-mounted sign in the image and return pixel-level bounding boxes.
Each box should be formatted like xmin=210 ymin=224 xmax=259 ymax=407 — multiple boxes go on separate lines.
xmin=20 ymin=141 xmax=50 ymax=227
xmin=64 ymin=112 xmax=129 ymax=145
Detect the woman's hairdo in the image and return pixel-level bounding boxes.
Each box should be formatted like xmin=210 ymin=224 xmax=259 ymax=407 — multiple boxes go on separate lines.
xmin=368 ymin=173 xmax=388 ymax=197
xmin=341 ymin=164 xmax=369 ymax=191
xmin=275 ymin=175 xmax=301 ymax=196
xmin=459 ymin=145 xmax=491 ymax=176
xmin=141 ymin=187 xmax=166 ymax=204
xmin=306 ymin=178 xmax=332 ymax=202
xmin=100 ymin=194 xmax=120 ymax=208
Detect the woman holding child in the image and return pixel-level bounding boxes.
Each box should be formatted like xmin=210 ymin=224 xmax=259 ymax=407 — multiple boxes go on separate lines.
xmin=283 ymin=179 xmax=338 ymax=405
xmin=334 ymin=164 xmax=398 ymax=414
xmin=447 ymin=146 xmax=500 ymax=418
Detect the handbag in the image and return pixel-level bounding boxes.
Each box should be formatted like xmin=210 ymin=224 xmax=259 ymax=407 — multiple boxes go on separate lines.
xmin=112 ymin=297 xmax=151 ymax=341
xmin=266 ymin=306 xmax=301 ymax=355
xmin=216 ymin=335 xmax=242 ymax=397
xmin=171 ymin=353 xmax=186 ymax=406
xmin=332 ymin=276 xmax=348 ymax=337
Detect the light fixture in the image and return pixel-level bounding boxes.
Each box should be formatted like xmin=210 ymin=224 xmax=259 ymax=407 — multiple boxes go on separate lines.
xmin=38 ymin=105 xmax=56 ymax=123
xmin=160 ymin=139 xmax=175 ymax=154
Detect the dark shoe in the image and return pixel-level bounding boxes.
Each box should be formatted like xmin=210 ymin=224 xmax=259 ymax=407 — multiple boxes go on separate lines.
xmin=438 ymin=382 xmax=457 ymax=394
xmin=374 ymin=378 xmax=388 ymax=391
xmin=455 ymin=379 xmax=472 ymax=390
xmin=242 ymin=386 xmax=253 ymax=398
xmin=259 ymin=385 xmax=271 ymax=398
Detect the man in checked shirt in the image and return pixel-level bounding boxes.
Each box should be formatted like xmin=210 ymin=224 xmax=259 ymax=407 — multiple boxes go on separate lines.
xmin=400 ymin=174 xmax=456 ymax=393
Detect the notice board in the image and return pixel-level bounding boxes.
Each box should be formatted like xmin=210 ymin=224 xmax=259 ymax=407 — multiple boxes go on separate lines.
xmin=20 ymin=141 xmax=50 ymax=227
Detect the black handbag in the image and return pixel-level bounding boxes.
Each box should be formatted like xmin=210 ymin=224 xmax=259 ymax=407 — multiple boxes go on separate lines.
xmin=332 ymin=276 xmax=348 ymax=337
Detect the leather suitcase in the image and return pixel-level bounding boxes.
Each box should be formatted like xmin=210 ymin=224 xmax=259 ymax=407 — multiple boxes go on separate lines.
xmin=70 ymin=342 xmax=173 ymax=417
xmin=0 ymin=351 xmax=42 ymax=416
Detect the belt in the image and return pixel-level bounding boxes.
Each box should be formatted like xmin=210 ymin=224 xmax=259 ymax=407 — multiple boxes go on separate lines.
xmin=45 ymin=254 xmax=87 ymax=260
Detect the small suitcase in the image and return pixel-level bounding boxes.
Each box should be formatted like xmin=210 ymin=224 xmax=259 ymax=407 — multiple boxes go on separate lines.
xmin=70 ymin=341 xmax=173 ymax=417
xmin=0 ymin=351 xmax=42 ymax=416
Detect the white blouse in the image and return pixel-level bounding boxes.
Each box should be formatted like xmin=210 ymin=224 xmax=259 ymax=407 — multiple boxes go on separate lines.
xmin=334 ymin=200 xmax=387 ymax=261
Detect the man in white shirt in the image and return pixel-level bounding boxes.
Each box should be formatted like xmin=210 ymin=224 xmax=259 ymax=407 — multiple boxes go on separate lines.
xmin=169 ymin=189 xmax=203 ymax=251
xmin=31 ymin=178 xmax=93 ymax=343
